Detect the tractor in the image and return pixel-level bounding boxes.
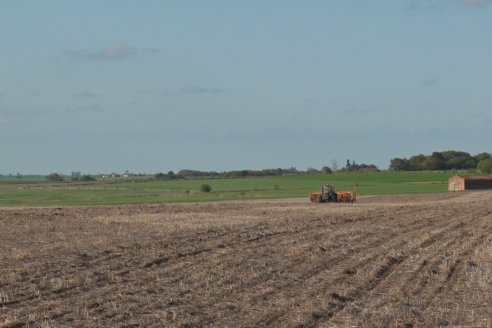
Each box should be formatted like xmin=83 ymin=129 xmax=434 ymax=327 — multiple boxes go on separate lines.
xmin=309 ymin=184 xmax=356 ymax=203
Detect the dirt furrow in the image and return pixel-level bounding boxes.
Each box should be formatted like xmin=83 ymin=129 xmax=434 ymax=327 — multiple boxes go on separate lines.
xmin=323 ymin=203 xmax=492 ymax=327
xmin=1 ymin=192 xmax=491 ymax=327
xmin=263 ymin=202 xmax=487 ymax=327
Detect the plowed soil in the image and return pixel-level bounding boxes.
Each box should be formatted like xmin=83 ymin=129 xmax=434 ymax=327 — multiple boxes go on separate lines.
xmin=1 ymin=192 xmax=491 ymax=327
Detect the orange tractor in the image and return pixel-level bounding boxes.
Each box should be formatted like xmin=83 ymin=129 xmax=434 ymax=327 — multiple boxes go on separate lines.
xmin=309 ymin=184 xmax=356 ymax=203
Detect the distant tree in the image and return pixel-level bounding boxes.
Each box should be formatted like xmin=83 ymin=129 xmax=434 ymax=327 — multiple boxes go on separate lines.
xmin=408 ymin=154 xmax=426 ymax=171
xmin=321 ymin=166 xmax=332 ymax=175
xmin=430 ymin=152 xmax=445 ymax=170
xmin=80 ymin=175 xmax=96 ymax=182
xmin=239 ymin=170 xmax=249 ymax=177
xmin=155 ymin=172 xmax=166 ymax=180
xmin=464 ymin=159 xmax=478 ymax=170
xmin=306 ymin=167 xmax=319 ymax=174
xmin=340 ymin=162 xmax=379 ymax=173
xmin=477 ymin=159 xmax=492 ymax=174
xmin=167 ymin=171 xmax=176 ymax=179
xmin=441 ymin=150 xmax=474 ymax=170
xmin=389 ymin=158 xmax=410 ymax=171
xmin=287 ymin=167 xmax=298 ymax=174
xmin=200 ymin=184 xmax=212 ymax=193
xmin=389 ymin=150 xmax=487 ymax=172
xmin=358 ymin=164 xmax=379 ymax=172
xmin=178 ymin=169 xmax=219 ymax=178
xmin=331 ymin=159 xmax=338 ymax=173
xmin=475 ymin=152 xmax=492 ymax=162
xmin=422 ymin=157 xmax=440 ymax=171
xmin=46 ymin=173 xmax=64 ymax=182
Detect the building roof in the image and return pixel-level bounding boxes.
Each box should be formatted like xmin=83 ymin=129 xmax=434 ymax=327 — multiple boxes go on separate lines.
xmin=463 ymin=175 xmax=492 ymax=181
xmin=450 ymin=175 xmax=492 ymax=181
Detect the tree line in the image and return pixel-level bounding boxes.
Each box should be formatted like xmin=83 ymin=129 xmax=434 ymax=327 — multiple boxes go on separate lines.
xmin=155 ymin=161 xmax=379 ymax=181
xmin=389 ymin=151 xmax=492 ymax=173
xmin=155 ymin=167 xmax=303 ymax=180
xmin=34 ymin=150 xmax=491 ymax=183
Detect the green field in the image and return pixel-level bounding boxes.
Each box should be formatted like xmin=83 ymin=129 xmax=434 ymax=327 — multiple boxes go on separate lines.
xmin=0 ymin=171 xmax=460 ymax=207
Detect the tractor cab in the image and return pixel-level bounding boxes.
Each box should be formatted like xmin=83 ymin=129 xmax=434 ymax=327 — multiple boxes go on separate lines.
xmin=321 ymin=184 xmax=338 ymax=202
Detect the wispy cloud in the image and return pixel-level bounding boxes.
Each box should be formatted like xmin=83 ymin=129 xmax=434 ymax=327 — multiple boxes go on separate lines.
xmin=475 ymin=111 xmax=492 ymax=126
xmin=408 ymin=0 xmax=492 ymax=9
xmin=27 ymin=90 xmax=40 ymax=98
xmin=461 ymin=0 xmax=492 ymax=7
xmin=65 ymin=104 xmax=104 ymax=113
xmin=339 ymin=108 xmax=372 ymax=116
xmin=0 ymin=104 xmax=103 ymax=124
xmin=180 ymin=86 xmax=228 ymax=95
xmin=421 ymin=77 xmax=439 ymax=86
xmin=136 ymin=89 xmax=177 ymax=96
xmin=64 ymin=43 xmax=158 ymax=61
xmin=71 ymin=91 xmax=102 ymax=99
xmin=1 ymin=106 xmax=56 ymax=121
xmin=407 ymin=0 xmax=432 ymax=10
xmin=141 ymin=48 xmax=160 ymax=55
xmin=137 ymin=86 xmax=229 ymax=96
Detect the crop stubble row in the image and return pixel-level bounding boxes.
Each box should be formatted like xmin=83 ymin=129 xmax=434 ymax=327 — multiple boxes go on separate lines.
xmin=0 ymin=192 xmax=491 ymax=327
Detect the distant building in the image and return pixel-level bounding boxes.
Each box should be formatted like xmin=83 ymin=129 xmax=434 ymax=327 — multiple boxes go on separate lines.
xmin=448 ymin=175 xmax=492 ymax=191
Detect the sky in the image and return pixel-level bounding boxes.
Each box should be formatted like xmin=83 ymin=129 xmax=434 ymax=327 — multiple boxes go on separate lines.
xmin=1 ymin=0 xmax=491 ymax=174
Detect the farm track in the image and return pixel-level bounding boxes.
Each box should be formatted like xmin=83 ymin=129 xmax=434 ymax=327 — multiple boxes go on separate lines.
xmin=0 ymin=192 xmax=491 ymax=327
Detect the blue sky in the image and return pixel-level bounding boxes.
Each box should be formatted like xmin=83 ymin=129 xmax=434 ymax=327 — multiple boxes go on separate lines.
xmin=1 ymin=0 xmax=491 ymax=174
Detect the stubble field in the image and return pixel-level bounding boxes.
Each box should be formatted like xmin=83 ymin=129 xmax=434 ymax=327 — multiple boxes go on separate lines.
xmin=1 ymin=192 xmax=491 ymax=327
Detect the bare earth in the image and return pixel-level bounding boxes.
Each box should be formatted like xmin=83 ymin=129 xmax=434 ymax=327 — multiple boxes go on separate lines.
xmin=1 ymin=192 xmax=491 ymax=327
